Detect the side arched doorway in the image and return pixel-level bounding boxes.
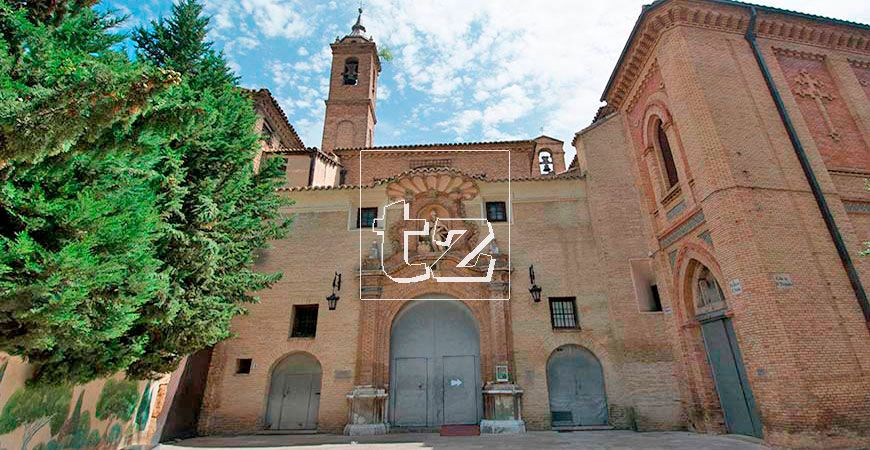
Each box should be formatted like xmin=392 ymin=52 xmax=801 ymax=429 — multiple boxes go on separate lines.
xmin=546 ymin=345 xmax=608 ymax=427
xmin=690 ymin=263 xmax=762 ymax=438
xmin=265 ymin=353 xmax=321 ymax=430
xmin=389 ymin=298 xmax=482 ymax=427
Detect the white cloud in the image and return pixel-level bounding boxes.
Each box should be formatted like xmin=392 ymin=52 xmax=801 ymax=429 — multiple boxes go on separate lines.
xmin=197 ymin=0 xmax=869 ymax=157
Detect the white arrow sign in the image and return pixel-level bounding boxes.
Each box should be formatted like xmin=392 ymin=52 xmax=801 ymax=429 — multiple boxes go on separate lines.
xmin=450 ymin=378 xmax=462 ymax=387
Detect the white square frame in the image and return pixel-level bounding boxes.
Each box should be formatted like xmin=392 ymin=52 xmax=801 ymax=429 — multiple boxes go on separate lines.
xmin=359 ymin=149 xmax=511 ymax=301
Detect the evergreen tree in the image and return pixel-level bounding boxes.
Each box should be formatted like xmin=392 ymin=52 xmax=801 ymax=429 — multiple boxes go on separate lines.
xmin=125 ymin=0 xmax=290 ymax=379
xmin=0 ymin=0 xmax=176 ymax=162
xmin=0 ymin=0 xmax=287 ymax=384
xmin=0 ymin=148 xmax=170 ymax=384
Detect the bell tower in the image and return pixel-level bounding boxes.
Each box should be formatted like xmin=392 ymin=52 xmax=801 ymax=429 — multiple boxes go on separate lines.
xmin=321 ymin=8 xmax=380 ymax=152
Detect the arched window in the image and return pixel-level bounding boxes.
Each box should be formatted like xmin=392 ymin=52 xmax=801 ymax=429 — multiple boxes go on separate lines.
xmin=538 ymin=150 xmax=554 ymax=175
xmin=656 ymin=120 xmax=679 ymax=188
xmin=343 ymin=58 xmax=359 ymax=85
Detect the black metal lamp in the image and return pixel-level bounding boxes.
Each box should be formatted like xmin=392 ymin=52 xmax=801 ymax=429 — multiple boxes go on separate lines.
xmin=529 ymin=265 xmax=542 ymax=303
xmin=327 ymin=272 xmax=342 ymax=310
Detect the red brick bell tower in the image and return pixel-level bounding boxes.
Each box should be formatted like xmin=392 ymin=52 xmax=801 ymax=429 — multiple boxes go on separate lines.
xmin=321 ymin=8 xmax=380 ymax=152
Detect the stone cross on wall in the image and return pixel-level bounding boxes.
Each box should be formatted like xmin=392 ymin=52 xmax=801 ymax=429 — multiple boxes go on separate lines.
xmin=793 ymin=69 xmax=840 ymax=142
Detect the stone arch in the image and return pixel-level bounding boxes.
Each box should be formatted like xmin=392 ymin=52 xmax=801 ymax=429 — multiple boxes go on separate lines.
xmin=264 ymin=352 xmax=322 ymax=430
xmin=546 ymin=344 xmax=608 ymax=426
xmin=641 ymin=99 xmax=673 ymax=149
xmin=671 ymin=243 xmax=732 ymax=433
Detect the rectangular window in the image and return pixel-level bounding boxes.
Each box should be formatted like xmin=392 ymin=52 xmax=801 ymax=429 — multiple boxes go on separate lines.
xmin=290 ymin=304 xmax=319 ymax=338
xmin=549 ymin=297 xmax=579 ymax=329
xmin=485 ymin=201 xmax=508 ymax=222
xmin=357 ymin=207 xmax=378 ymax=229
xmin=236 ymin=358 xmax=252 ymax=374
xmin=650 ymin=285 xmax=663 ymax=312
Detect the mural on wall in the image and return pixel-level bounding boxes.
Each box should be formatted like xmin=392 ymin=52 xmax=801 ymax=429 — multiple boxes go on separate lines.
xmin=0 ymin=384 xmax=71 ymax=450
xmin=0 ymin=356 xmax=158 ymax=450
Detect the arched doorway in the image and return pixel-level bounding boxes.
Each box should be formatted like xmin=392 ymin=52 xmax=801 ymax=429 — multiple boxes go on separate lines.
xmin=389 ymin=297 xmax=481 ymax=427
xmin=546 ymin=345 xmax=608 ymax=427
xmin=265 ymin=353 xmax=321 ymax=430
xmin=690 ymin=263 xmax=762 ymax=438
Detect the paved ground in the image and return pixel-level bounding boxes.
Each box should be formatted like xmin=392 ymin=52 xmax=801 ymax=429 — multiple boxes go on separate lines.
xmin=158 ymin=431 xmax=769 ymax=449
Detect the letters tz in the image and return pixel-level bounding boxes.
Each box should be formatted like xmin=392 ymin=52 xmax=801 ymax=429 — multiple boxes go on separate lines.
xmin=371 ymin=199 xmax=496 ymax=284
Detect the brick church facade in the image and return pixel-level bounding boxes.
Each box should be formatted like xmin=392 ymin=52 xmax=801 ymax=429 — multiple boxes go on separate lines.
xmin=195 ymin=1 xmax=870 ymax=447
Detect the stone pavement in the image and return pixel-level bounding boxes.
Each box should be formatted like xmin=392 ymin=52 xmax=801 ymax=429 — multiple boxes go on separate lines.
xmin=157 ymin=431 xmax=769 ymax=449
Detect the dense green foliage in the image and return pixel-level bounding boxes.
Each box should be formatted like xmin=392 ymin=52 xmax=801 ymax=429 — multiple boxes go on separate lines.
xmin=0 ymin=0 xmax=175 ymax=162
xmin=125 ymin=0 xmax=290 ymax=379
xmin=0 ymin=0 xmax=290 ymax=385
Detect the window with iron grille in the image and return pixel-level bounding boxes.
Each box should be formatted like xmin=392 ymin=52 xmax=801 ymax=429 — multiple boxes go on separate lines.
xmin=356 ymin=207 xmax=378 ymax=229
xmin=486 ymin=201 xmax=507 ymax=222
xmin=290 ymin=305 xmax=319 ymax=338
xmin=549 ymin=297 xmax=579 ymax=329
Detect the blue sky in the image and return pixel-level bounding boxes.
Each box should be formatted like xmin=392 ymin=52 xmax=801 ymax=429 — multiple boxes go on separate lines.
xmin=104 ymin=0 xmax=868 ymax=159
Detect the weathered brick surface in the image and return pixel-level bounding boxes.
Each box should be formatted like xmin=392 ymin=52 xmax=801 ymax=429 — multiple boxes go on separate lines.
xmin=200 ymin=2 xmax=870 ymax=448
xmin=577 ymin=2 xmax=870 ymax=447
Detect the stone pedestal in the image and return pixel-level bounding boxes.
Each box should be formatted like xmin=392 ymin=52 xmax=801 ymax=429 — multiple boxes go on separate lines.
xmin=344 ymin=386 xmax=389 ymax=436
xmin=481 ymin=382 xmax=525 ymax=433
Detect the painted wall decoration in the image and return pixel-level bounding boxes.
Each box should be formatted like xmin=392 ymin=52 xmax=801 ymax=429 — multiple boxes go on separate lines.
xmin=0 ymin=354 xmax=167 ymax=450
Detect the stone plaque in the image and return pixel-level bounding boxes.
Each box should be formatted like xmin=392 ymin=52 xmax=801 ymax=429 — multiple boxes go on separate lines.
xmin=334 ymin=369 xmax=352 ymax=380
xmin=730 ymin=279 xmax=743 ymax=296
xmin=773 ymin=273 xmax=793 ymax=289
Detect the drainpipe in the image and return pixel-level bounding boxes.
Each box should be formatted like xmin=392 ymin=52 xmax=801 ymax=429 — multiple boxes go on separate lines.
xmin=743 ymin=6 xmax=870 ymax=323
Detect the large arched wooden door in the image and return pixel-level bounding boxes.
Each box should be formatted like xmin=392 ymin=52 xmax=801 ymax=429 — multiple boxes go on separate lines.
xmin=389 ymin=298 xmax=481 ymax=427
xmin=265 ymin=353 xmax=321 ymax=430
xmin=546 ymin=345 xmax=608 ymax=427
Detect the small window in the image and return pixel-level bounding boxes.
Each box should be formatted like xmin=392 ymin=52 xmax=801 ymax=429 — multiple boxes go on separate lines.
xmin=343 ymin=58 xmax=359 ymax=85
xmin=485 ymin=202 xmax=507 ymax=222
xmin=291 ymin=304 xmax=319 ymax=338
xmin=657 ymin=121 xmax=679 ymax=188
xmin=357 ymin=207 xmax=378 ymax=229
xmin=631 ymin=259 xmax=662 ymax=312
xmin=339 ymin=169 xmax=348 ymax=185
xmin=236 ymin=358 xmax=252 ymax=374
xmin=650 ymin=285 xmax=663 ymax=312
xmin=549 ymin=297 xmax=579 ymax=329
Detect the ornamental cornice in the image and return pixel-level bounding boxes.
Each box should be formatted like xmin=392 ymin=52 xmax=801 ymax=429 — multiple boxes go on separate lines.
xmin=848 ymin=58 xmax=870 ymax=70
xmin=605 ymin=0 xmax=870 ymax=112
xmin=772 ymin=47 xmax=826 ymax=62
xmin=626 ymin=60 xmax=662 ymax=114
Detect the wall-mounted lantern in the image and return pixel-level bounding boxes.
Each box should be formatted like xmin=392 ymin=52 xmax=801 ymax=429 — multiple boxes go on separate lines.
xmin=327 ymin=272 xmax=342 ymax=310
xmin=529 ymin=265 xmax=542 ymax=303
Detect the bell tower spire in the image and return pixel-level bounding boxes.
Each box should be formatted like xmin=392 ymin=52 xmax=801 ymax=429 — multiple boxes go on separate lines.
xmin=321 ymin=8 xmax=380 ymax=152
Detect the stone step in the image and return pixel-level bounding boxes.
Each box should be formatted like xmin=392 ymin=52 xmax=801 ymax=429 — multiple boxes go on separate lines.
xmin=440 ymin=425 xmax=481 ymax=436
xmin=553 ymin=425 xmax=615 ymax=432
